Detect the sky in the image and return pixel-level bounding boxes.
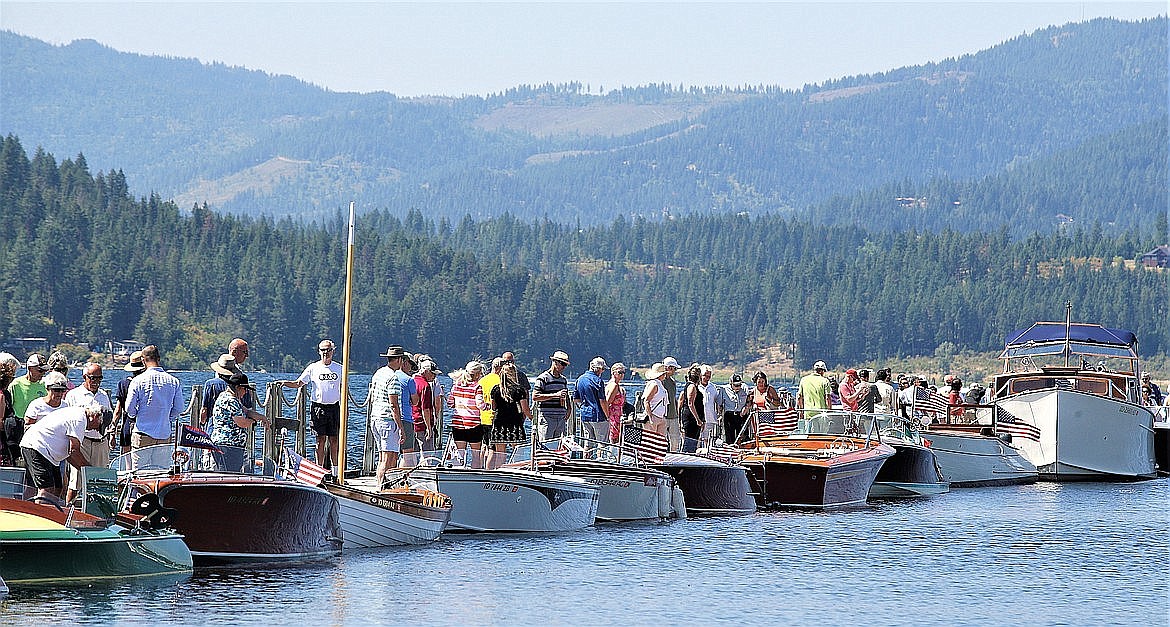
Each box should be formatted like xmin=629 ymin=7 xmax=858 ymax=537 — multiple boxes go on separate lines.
xmin=1 ymin=2 xmax=1166 ymax=97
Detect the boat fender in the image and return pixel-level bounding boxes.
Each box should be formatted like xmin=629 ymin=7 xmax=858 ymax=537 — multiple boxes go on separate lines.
xmin=657 ymin=481 xmax=671 ymax=519
xmin=671 ymin=484 xmax=687 ymax=520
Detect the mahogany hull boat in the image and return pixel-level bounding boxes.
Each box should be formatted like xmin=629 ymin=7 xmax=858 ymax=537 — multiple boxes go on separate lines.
xmin=127 ymin=473 xmax=343 ymax=565
xmin=740 ymin=438 xmax=895 ymax=508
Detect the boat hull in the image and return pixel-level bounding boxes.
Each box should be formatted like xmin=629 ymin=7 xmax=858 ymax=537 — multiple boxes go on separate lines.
xmin=1155 ymin=420 xmax=1169 ymax=475
xmin=327 ymin=480 xmax=451 ymax=548
xmin=0 ymin=499 xmax=192 ymax=584
xmin=533 ymin=459 xmax=677 ymax=522
xmin=922 ymin=428 xmax=1038 ymax=487
xmin=868 ymin=441 xmax=949 ymax=498
xmin=650 ymin=454 xmax=757 ymax=516
xmin=401 ymin=467 xmax=598 ymax=533
xmin=997 ymin=390 xmax=1156 ymax=481
xmin=741 ymin=441 xmax=894 ymax=509
xmin=128 ymin=473 xmax=343 ymax=565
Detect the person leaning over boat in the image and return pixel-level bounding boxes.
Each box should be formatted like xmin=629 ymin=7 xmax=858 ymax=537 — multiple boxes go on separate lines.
xmin=661 ymin=356 xmax=682 ymax=451
xmin=200 ymin=339 xmax=253 ymax=427
xmin=796 ymin=361 xmax=831 ymax=412
xmin=126 ymin=345 xmax=185 ymax=469
xmin=532 ymin=351 xmax=572 ymax=440
xmin=112 ymin=351 xmax=146 ymax=456
xmin=488 ymin=362 xmax=532 ymax=468
xmin=479 ymin=357 xmax=503 ymax=469
xmin=641 ymin=363 xmax=670 ymax=437
xmin=206 ymin=372 xmax=270 ymax=472
xmin=720 ymin=374 xmax=748 ymax=445
xmin=412 ymin=357 xmax=443 ymax=454
xmin=605 ymin=362 xmax=628 ymax=443
xmin=62 ymin=364 xmax=112 ymax=503
xmin=24 ymin=371 xmax=69 ymax=426
xmin=447 ymin=361 xmax=487 ymax=468
xmin=8 ymin=353 xmax=47 ymax=428
xmin=0 ymin=353 xmax=21 ymax=466
xmin=19 ymin=403 xmax=105 ymax=503
xmin=575 ymin=357 xmax=610 ymax=453
xmin=278 ymin=340 xmax=344 ymax=476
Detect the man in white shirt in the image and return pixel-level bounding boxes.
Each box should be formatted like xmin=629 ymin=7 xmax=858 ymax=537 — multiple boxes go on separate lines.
xmin=20 ymin=404 xmax=104 ymax=502
xmin=279 ymin=339 xmax=344 ymax=475
xmin=126 ymin=345 xmax=185 ymax=469
xmin=63 ymin=363 xmax=113 ymax=503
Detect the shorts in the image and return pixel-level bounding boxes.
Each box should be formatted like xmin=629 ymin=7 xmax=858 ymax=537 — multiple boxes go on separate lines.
xmin=451 ymin=425 xmax=483 ymax=443
xmin=480 ymin=424 xmax=494 ymax=446
xmin=22 ymin=447 xmax=62 ymax=490
xmin=310 ymin=402 xmax=341 ymax=437
xmin=373 ymin=419 xmax=401 ymax=454
xmin=400 ymin=424 xmax=418 ymax=451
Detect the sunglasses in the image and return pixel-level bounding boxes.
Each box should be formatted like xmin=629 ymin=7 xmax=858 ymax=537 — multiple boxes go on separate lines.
xmin=85 ymin=375 xmax=104 ymax=381
xmin=319 ymin=348 xmax=334 ymax=353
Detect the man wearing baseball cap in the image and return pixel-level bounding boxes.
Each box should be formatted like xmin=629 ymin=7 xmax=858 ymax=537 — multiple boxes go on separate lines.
xmin=798 ymin=360 xmax=832 ymax=412
xmin=9 ymin=353 xmax=48 ymax=424
xmin=661 ymin=357 xmax=682 ymax=451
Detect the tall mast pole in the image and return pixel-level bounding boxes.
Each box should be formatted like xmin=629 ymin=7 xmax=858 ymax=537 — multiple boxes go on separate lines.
xmin=338 ymin=201 xmax=356 ymax=486
xmin=1063 ymin=300 xmax=1072 ymax=367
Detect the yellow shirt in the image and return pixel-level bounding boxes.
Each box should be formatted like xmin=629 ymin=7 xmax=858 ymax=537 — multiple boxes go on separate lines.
xmin=479 ymin=373 xmax=501 ymax=425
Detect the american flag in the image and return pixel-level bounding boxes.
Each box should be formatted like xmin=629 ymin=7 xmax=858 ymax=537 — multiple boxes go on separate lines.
xmin=702 ymin=443 xmax=741 ymax=464
xmin=756 ymin=408 xmax=799 ymax=435
xmin=284 ymin=447 xmax=328 ymax=486
xmin=532 ymin=445 xmax=570 ymax=467
xmin=621 ymin=425 xmax=669 ymax=464
xmin=996 ymin=407 xmax=1041 ymax=441
xmin=914 ymin=387 xmax=951 ymax=415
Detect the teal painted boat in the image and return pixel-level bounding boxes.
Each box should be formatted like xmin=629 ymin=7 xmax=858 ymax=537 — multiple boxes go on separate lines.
xmin=0 ymin=497 xmax=193 ymax=585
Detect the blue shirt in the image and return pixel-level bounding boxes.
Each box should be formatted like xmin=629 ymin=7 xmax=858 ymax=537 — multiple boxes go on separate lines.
xmin=395 ymin=369 xmax=416 ymax=424
xmin=574 ymin=370 xmax=606 ymax=422
xmin=126 ymin=367 xmax=184 ymax=440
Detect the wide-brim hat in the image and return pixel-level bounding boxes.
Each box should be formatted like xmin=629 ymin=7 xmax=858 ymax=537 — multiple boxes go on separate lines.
xmin=644 ymin=362 xmax=667 ymax=380
xmin=662 ymin=356 xmax=681 ymax=369
xmin=123 ymin=350 xmax=146 ymax=372
xmin=550 ymin=350 xmax=570 ymax=364
xmin=210 ymin=354 xmax=243 ymax=377
xmin=380 ymin=345 xmax=407 ymax=359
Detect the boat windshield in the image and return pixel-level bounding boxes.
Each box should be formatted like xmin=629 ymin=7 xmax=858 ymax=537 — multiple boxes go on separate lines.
xmin=110 ymin=444 xmax=278 ymax=476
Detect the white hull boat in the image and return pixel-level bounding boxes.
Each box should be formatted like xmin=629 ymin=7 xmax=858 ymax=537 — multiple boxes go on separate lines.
xmin=392 ymin=467 xmax=599 ymax=533
xmin=526 ymin=458 xmax=684 ymax=522
xmin=326 ymin=478 xmax=452 ymax=549
xmin=991 ymin=308 xmax=1157 ymax=482
xmin=921 ymin=427 xmax=1038 ymax=487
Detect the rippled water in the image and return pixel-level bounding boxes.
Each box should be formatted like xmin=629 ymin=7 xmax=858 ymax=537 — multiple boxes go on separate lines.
xmin=4 ymin=373 xmax=1166 ymax=625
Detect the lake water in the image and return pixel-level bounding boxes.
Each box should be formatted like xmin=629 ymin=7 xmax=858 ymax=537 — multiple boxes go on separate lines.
xmin=3 ymin=372 xmax=1167 ymax=625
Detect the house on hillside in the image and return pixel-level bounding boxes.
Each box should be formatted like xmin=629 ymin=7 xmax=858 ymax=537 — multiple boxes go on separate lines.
xmin=1139 ymin=245 xmax=1169 ymax=268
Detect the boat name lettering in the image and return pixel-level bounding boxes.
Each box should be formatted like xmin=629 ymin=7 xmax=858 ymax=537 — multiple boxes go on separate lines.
xmin=367 ymin=495 xmax=403 ymax=511
xmin=1118 ymin=405 xmax=1139 ymax=415
xmin=226 ymin=496 xmax=269 ymax=506
xmin=586 ymin=478 xmax=630 ymax=488
xmin=483 ymin=483 xmax=519 ymax=493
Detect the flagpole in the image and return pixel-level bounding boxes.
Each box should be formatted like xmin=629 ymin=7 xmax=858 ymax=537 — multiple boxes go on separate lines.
xmin=338 ymin=201 xmax=356 ymax=487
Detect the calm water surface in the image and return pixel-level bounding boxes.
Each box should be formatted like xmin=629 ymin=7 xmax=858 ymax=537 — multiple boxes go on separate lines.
xmin=3 ymin=373 xmax=1166 ymax=625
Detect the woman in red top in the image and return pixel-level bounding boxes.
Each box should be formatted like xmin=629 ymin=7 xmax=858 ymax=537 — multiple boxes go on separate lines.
xmin=447 ymin=361 xmax=487 ymax=468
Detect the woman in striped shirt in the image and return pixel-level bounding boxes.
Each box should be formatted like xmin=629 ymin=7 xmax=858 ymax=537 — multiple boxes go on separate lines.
xmin=447 ymin=361 xmax=487 ymax=468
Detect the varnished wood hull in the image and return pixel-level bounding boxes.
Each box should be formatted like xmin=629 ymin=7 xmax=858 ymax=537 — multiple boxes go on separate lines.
xmin=740 ymin=439 xmax=895 ymax=509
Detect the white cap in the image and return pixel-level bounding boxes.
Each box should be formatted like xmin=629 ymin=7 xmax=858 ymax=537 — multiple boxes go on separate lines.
xmin=663 ymin=357 xmax=681 ymax=369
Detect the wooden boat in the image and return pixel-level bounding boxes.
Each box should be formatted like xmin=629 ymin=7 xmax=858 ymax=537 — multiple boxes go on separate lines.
xmin=800 ymin=411 xmax=948 ymax=498
xmin=0 ymin=496 xmax=192 ymax=585
xmin=649 ymin=453 xmax=757 ymax=516
xmin=388 ymin=465 xmax=598 ymax=533
xmin=115 ymin=445 xmax=343 ymax=565
xmin=990 ymin=306 xmax=1156 ymax=481
xmin=920 ymin=405 xmax=1039 ymax=487
xmin=326 ymin=477 xmax=451 ymax=547
xmin=737 ymin=410 xmax=894 ymax=508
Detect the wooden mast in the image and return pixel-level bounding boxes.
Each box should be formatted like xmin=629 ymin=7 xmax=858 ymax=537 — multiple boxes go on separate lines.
xmin=337 ymin=201 xmax=356 ymax=486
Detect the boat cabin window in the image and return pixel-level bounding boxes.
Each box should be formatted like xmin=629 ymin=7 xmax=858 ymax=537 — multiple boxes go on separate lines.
xmin=1008 ymin=377 xmax=1054 ymax=394
xmin=1074 ymin=378 xmax=1109 ymax=396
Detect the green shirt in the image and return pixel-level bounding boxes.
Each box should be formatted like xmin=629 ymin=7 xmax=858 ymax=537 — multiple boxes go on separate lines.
xmin=798 ymin=373 xmax=831 ymax=410
xmin=9 ymin=375 xmax=47 ymax=419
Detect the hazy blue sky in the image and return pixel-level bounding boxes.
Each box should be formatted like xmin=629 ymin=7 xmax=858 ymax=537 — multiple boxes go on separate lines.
xmin=2 ymin=2 xmax=1165 ymax=97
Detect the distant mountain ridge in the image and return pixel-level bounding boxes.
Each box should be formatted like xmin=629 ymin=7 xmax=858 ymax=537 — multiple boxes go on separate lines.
xmin=1 ymin=17 xmax=1166 ymax=231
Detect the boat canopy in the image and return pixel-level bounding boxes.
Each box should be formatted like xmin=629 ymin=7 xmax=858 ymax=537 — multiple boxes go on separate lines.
xmin=1004 ymin=322 xmax=1137 ymax=348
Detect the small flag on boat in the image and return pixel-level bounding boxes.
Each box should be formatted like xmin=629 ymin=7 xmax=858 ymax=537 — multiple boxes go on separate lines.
xmin=621 ymin=425 xmax=668 ymax=464
xmin=756 ymin=408 xmax=799 ymax=431
xmin=996 ymin=408 xmax=1041 ymax=441
xmin=533 ymin=445 xmax=570 ymax=466
xmin=284 ymin=447 xmax=328 ymax=486
xmin=702 ymin=443 xmax=741 ymax=464
xmin=756 ymin=423 xmax=791 ymax=439
xmin=560 ymin=435 xmax=586 ymax=453
xmin=914 ymin=388 xmax=950 ymax=415
xmin=178 ymin=425 xmax=222 ymax=454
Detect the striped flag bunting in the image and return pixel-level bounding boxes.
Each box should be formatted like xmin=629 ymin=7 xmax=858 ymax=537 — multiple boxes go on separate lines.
xmin=533 ymin=445 xmax=570 ymax=467
xmin=914 ymin=387 xmax=950 ymax=414
xmin=996 ymin=407 xmax=1041 ymax=441
xmin=284 ymin=447 xmax=328 ymax=486
xmin=621 ymin=425 xmax=669 ymax=464
xmin=702 ymin=443 xmax=741 ymax=464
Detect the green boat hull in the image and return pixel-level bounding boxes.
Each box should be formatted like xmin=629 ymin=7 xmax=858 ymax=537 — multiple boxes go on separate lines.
xmin=0 ymin=527 xmax=193 ymax=584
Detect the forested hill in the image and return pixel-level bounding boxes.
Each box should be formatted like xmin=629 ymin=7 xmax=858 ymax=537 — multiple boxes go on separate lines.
xmin=2 ymin=17 xmax=1166 ymax=232
xmin=1 ymin=137 xmax=1164 ymax=373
